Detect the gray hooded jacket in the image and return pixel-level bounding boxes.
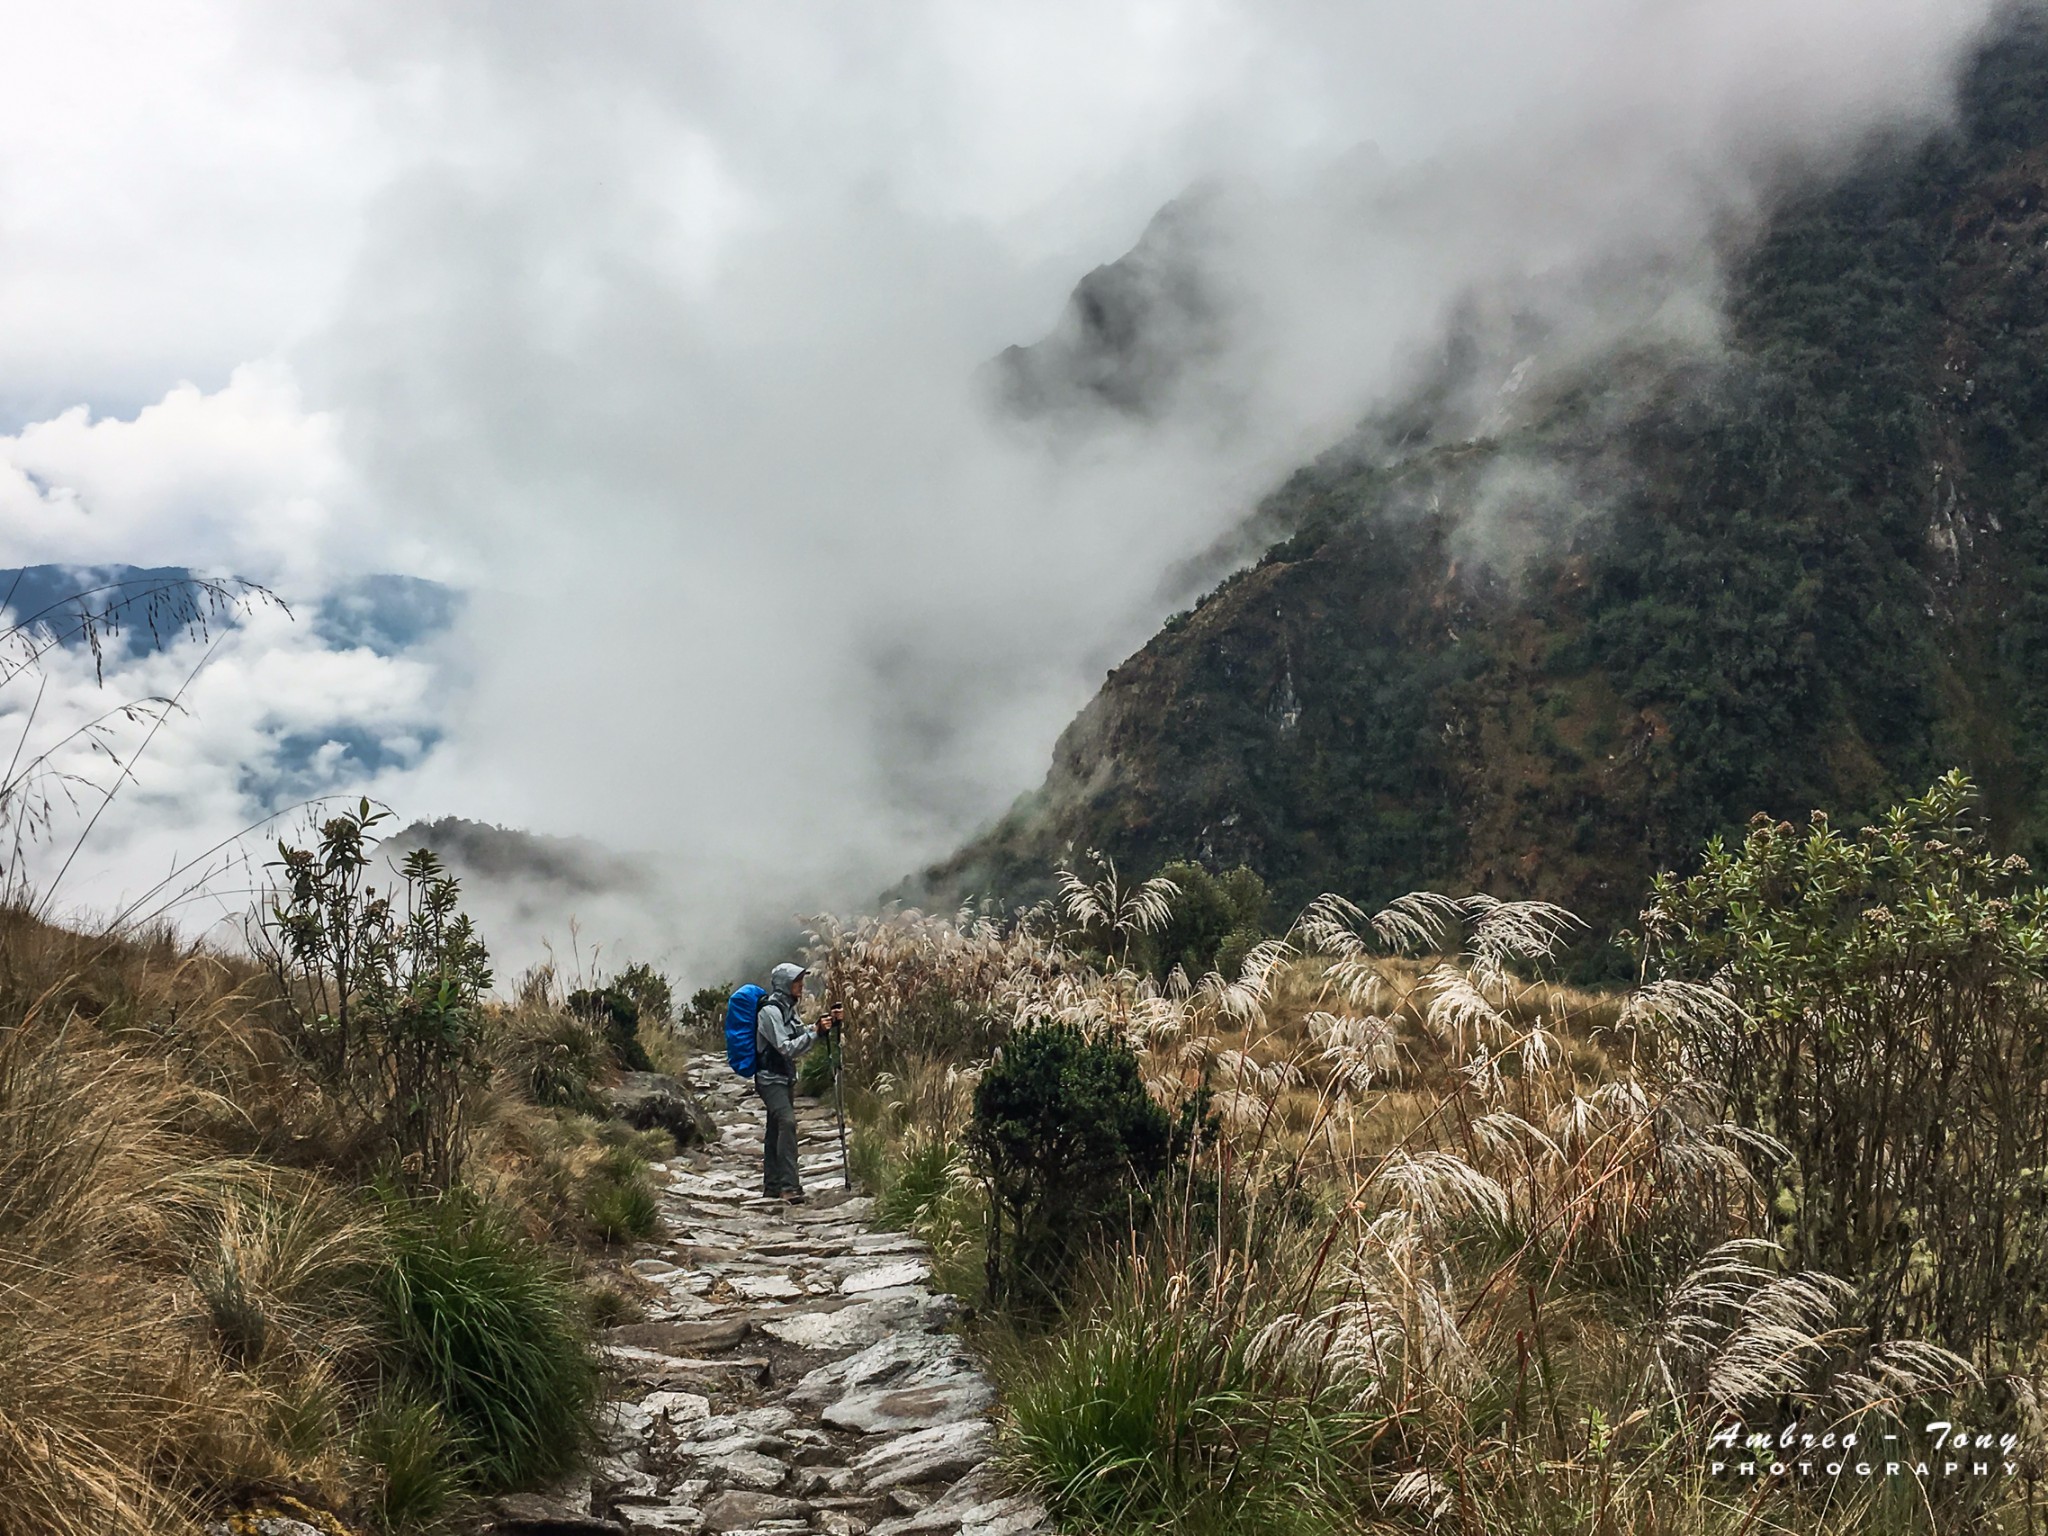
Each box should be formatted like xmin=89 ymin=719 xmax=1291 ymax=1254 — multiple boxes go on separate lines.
xmin=754 ymin=962 xmax=820 ymax=1085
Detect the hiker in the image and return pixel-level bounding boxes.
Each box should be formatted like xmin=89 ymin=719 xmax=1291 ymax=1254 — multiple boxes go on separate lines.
xmin=754 ymin=962 xmax=839 ymax=1202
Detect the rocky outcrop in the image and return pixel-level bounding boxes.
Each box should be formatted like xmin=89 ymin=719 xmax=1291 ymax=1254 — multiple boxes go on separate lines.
xmin=509 ymin=1053 xmax=1049 ymax=1536
xmin=606 ymin=1072 xmax=719 ymax=1149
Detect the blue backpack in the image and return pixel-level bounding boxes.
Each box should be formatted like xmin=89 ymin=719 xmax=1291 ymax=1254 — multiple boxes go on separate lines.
xmin=724 ymin=985 xmax=766 ymax=1078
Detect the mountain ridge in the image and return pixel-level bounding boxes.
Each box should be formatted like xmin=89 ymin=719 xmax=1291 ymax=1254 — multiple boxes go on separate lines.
xmin=921 ymin=15 xmax=2048 ymax=955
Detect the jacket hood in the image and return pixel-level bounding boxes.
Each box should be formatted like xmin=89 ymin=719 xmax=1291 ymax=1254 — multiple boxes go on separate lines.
xmin=768 ymin=962 xmax=807 ymax=997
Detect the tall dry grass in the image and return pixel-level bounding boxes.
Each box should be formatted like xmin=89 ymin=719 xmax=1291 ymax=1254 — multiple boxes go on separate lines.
xmin=814 ymin=877 xmax=2021 ymax=1535
xmin=0 ymin=910 xmax=378 ymax=1535
xmin=0 ymin=906 xmax=637 ymax=1536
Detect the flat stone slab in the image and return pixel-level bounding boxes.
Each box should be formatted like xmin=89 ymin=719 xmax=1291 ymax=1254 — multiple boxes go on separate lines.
xmin=790 ymin=1333 xmax=958 ymax=1406
xmin=868 ymin=1468 xmax=1046 ymax=1536
xmin=760 ymin=1303 xmax=894 ymax=1351
xmin=839 ymin=1260 xmax=931 ymax=1294
xmin=854 ymin=1419 xmax=994 ymax=1491
xmin=601 ymin=1399 xmax=656 ymax=1451
xmin=639 ymin=1390 xmax=713 ymax=1423
xmin=701 ymin=1490 xmax=808 ymax=1532
xmin=609 ymin=1317 xmax=752 ymax=1352
xmin=603 ymin=1346 xmax=771 ymax=1390
xmin=673 ymin=1243 xmax=750 ymax=1264
xmin=825 ymin=1376 xmax=996 ymax=1435
xmin=689 ymin=1406 xmax=798 ymax=1440
xmin=613 ymin=1506 xmax=703 ymax=1535
xmin=727 ymin=1273 xmax=805 ymax=1300
xmin=480 ymin=1498 xmax=627 ymax=1536
xmin=791 ymin=1332 xmax=996 ymax=1433
xmin=644 ymin=1291 xmax=725 ymax=1321
xmin=791 ymin=1197 xmax=874 ymax=1223
xmin=705 ymin=1449 xmax=791 ymax=1492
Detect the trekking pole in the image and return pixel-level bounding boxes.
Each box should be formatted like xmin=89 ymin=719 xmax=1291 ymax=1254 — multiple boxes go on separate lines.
xmin=833 ymin=1027 xmax=851 ymax=1192
xmin=828 ymin=969 xmax=852 ymax=1192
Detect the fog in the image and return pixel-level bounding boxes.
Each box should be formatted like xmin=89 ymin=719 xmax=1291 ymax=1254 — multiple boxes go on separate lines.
xmin=0 ymin=0 xmax=2017 ymax=981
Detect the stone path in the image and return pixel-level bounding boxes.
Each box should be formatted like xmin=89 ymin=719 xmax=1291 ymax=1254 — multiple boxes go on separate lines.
xmin=500 ymin=1053 xmax=1048 ymax=1536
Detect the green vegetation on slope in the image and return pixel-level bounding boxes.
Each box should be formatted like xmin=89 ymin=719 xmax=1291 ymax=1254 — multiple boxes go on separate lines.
xmin=929 ymin=16 xmax=2048 ymax=959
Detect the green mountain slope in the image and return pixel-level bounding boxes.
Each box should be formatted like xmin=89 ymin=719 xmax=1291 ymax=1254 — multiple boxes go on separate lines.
xmin=928 ymin=17 xmax=2048 ymax=945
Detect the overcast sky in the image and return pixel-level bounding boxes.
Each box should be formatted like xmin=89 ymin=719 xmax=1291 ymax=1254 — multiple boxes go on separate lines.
xmin=0 ymin=0 xmax=2015 ymax=980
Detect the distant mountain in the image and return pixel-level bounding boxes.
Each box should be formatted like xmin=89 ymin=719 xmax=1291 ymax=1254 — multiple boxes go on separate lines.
xmin=308 ymin=574 xmax=460 ymax=657
xmin=389 ymin=816 xmax=651 ymax=897
xmin=926 ymin=16 xmax=2048 ymax=958
xmin=985 ymin=190 xmax=1224 ymax=421
xmin=386 ymin=817 xmax=669 ymax=981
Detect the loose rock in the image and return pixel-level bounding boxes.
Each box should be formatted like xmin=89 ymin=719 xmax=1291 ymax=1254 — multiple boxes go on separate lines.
xmin=853 ymin=1420 xmax=994 ymax=1492
xmin=699 ymin=1490 xmax=809 ymax=1532
xmin=608 ymin=1071 xmax=719 ymax=1146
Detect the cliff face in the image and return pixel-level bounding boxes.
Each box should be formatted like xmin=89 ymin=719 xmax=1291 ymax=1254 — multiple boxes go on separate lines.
xmin=927 ymin=19 xmax=2048 ymax=946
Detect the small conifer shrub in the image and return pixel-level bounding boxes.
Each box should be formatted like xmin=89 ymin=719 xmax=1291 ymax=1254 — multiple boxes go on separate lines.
xmin=967 ymin=1020 xmax=1173 ymax=1312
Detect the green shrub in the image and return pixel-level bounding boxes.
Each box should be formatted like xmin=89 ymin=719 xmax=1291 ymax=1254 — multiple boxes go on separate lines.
xmin=1642 ymin=770 xmax=2048 ymax=1358
xmin=611 ymin=963 xmax=674 ymax=1030
xmin=677 ymin=985 xmax=734 ymax=1043
xmin=568 ymin=986 xmax=653 ymax=1073
xmin=353 ymin=1388 xmax=467 ymax=1532
xmin=258 ymin=803 xmax=494 ymax=1189
xmin=1136 ymin=861 xmax=1271 ymax=983
xmin=376 ymin=1191 xmax=598 ymax=1490
xmin=967 ymin=1021 xmax=1174 ymax=1312
xmin=584 ymin=1145 xmax=661 ymax=1244
xmin=796 ymin=1035 xmax=838 ymax=1096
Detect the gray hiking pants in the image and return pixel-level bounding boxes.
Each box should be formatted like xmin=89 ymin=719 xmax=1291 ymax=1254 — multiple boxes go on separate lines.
xmin=756 ymin=1076 xmax=801 ymax=1196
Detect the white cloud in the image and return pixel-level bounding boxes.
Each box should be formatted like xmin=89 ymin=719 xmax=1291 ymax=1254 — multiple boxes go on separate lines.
xmin=0 ymin=363 xmax=353 ymax=583
xmin=0 ymin=1 xmax=390 ymax=425
xmin=0 ymin=0 xmax=2019 ymax=979
xmin=1 ymin=599 xmax=443 ymax=928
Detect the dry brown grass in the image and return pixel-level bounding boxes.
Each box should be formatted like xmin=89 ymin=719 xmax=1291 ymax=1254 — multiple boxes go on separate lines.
xmin=0 ymin=916 xmax=379 ymax=1536
xmin=0 ymin=905 xmax=641 ymax=1536
xmin=1165 ymin=954 xmax=1622 ymax=1098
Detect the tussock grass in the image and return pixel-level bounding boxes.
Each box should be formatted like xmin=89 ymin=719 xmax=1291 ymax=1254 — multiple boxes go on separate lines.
xmin=997 ymin=1250 xmax=1376 ymax=1536
xmin=583 ymin=1145 xmax=662 ymax=1243
xmin=638 ymin=1021 xmax=699 ymax=1078
xmin=350 ymin=1390 xmax=466 ymax=1532
xmin=375 ymin=1191 xmax=598 ymax=1490
xmin=492 ymin=993 xmax=610 ymax=1116
xmin=0 ymin=919 xmax=363 ymax=1534
xmin=0 ymin=904 xmax=644 ymax=1535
